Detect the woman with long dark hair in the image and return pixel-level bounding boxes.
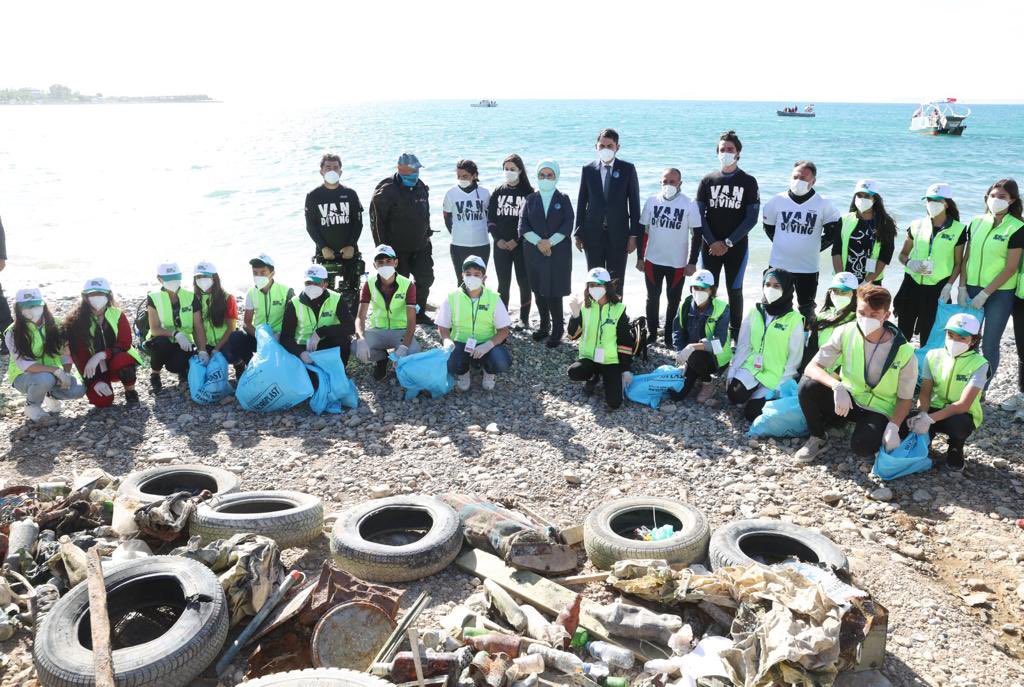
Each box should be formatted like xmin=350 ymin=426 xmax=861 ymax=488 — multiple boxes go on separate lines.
xmin=443 ymin=159 xmax=491 ymax=285
xmin=192 ymin=261 xmax=238 ymax=363
xmin=832 ymin=179 xmax=896 ymax=285
xmin=487 ymin=154 xmax=534 ymax=329
xmin=801 ymin=272 xmax=859 ymax=372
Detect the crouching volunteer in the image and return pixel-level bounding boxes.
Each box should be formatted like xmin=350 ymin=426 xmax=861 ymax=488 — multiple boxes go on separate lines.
xmin=566 ymin=268 xmax=636 ymax=409
xmin=354 ymin=244 xmax=420 ymax=381
xmin=5 ymin=288 xmax=85 ymax=422
xmin=226 ymin=254 xmax=293 ymax=377
xmin=145 ymin=262 xmax=196 ymax=392
xmin=803 ymin=272 xmax=859 ymax=370
xmin=64 ymin=278 xmax=142 ymax=407
xmin=726 ymin=269 xmax=804 ymax=422
xmin=670 ymin=269 xmax=730 ymax=402
xmin=436 ymin=255 xmax=512 ymax=391
xmin=910 ymin=313 xmax=987 ymax=471
xmin=192 ymin=261 xmax=237 ymax=365
xmin=796 ymin=285 xmax=917 ymax=462
xmin=280 ymin=264 xmax=355 ymax=365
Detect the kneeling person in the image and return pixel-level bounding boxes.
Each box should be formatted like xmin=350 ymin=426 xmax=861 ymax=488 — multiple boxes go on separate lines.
xmin=280 ymin=264 xmax=355 ymax=365
xmin=354 ymin=244 xmax=421 ymax=380
xmin=227 ymin=254 xmax=294 ymax=376
xmin=671 ymin=269 xmax=731 ymax=402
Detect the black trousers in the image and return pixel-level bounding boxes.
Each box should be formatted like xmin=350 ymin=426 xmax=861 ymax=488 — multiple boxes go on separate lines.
xmin=700 ymin=240 xmax=749 ymax=340
xmin=568 ymin=359 xmax=624 ymax=409
xmin=894 ymin=277 xmax=946 ymax=343
xmin=492 ymin=240 xmax=531 ymax=323
xmin=145 ymin=336 xmax=191 ymax=376
xmin=644 ymin=262 xmax=685 ymax=347
xmin=534 ymin=295 xmax=564 ymax=336
xmin=792 ymin=272 xmax=820 ymax=320
xmin=726 ymin=379 xmax=768 ymax=422
xmin=584 ymin=232 xmax=629 ymax=287
xmin=1014 ymin=296 xmax=1024 ymax=392
xmin=798 ymin=376 xmax=890 ymax=457
xmin=315 ymin=254 xmax=364 ymax=316
xmin=0 ymin=281 xmax=11 ymax=336
xmin=672 ymin=350 xmax=718 ymax=400
xmin=395 ymin=248 xmax=434 ymax=312
xmin=449 ymin=244 xmax=491 ymax=287
xmin=923 ymin=407 xmax=974 ymax=451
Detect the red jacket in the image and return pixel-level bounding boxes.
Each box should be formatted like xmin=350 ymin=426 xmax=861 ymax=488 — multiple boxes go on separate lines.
xmin=69 ymin=310 xmax=134 ymax=374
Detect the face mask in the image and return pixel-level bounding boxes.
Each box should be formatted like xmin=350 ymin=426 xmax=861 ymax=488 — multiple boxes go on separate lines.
xmin=718 ymin=152 xmax=737 ymax=168
xmin=589 ymin=286 xmax=606 ymax=301
xmin=195 ymin=277 xmax=214 ymax=292
xmin=857 ymin=315 xmax=883 ymax=336
xmin=457 ymin=178 xmax=474 ymax=189
xmin=161 ymin=279 xmax=181 ymax=293
xmin=537 ymin=179 xmax=556 ymax=193
xmin=88 ymin=295 xmax=108 ymax=311
xmin=377 ymin=265 xmax=396 ymax=280
xmin=304 ymin=284 xmax=324 ymax=300
xmin=662 ymin=184 xmax=679 ymax=200
xmin=597 ymin=148 xmax=616 ymax=164
xmin=399 ymin=173 xmax=419 ymax=187
xmin=463 ymin=275 xmax=483 ymax=291
xmin=988 ymin=197 xmax=1010 ymax=215
xmin=945 ymin=338 xmax=969 ymax=357
xmin=323 ymin=170 xmax=341 ymax=185
xmin=925 ymin=200 xmax=946 ymax=218
xmin=763 ymin=286 xmax=783 ymax=303
xmin=503 ymin=169 xmax=519 ymax=184
xmin=692 ymin=290 xmax=710 ymax=306
xmin=831 ymin=293 xmax=853 ymax=310
xmin=254 ymin=275 xmax=271 ymax=289
xmin=854 ymin=196 xmax=875 ymax=212
xmin=789 ymin=178 xmax=811 ymax=195
xmin=22 ymin=306 xmax=44 ymax=322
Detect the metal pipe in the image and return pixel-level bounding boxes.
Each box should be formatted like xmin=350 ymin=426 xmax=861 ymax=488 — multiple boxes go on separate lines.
xmin=215 ymin=569 xmax=304 ymax=676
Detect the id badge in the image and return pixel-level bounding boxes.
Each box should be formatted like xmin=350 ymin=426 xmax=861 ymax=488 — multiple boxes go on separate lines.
xmin=594 ymin=349 xmax=606 ymax=364
xmin=465 ymin=338 xmax=477 ymax=353
xmin=865 ymin=258 xmax=877 ymax=273
xmin=753 ymin=354 xmax=763 ymax=370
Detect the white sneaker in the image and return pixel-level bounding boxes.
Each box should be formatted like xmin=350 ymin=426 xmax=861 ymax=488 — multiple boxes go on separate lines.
xmin=795 ymin=436 xmax=828 ymax=463
xmin=1001 ymin=393 xmax=1024 ymax=412
xmin=41 ymin=396 xmax=63 ymax=414
xmin=456 ymin=372 xmax=471 ymax=392
xmin=482 ymin=372 xmax=496 ymax=391
xmin=25 ymin=405 xmax=48 ymax=422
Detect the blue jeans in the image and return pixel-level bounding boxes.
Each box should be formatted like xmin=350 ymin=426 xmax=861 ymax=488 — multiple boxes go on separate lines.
xmin=12 ymin=371 xmax=86 ymax=405
xmin=447 ymin=341 xmax=512 ymax=375
xmin=966 ymin=285 xmax=1014 ymax=386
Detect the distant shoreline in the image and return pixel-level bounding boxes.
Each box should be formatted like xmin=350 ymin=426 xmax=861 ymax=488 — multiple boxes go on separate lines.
xmin=0 ymin=97 xmax=218 ymax=106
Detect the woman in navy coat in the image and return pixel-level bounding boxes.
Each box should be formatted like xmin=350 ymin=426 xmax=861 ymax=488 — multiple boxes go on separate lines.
xmin=518 ymin=159 xmax=574 ymax=348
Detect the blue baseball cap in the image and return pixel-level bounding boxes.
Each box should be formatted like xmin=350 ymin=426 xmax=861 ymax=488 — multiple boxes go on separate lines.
xmin=398 ymin=153 xmax=423 ymax=170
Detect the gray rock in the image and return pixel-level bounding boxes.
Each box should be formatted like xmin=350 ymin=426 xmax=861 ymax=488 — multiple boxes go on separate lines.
xmin=822 ymin=491 xmax=843 ymax=505
xmin=370 ymin=484 xmax=393 ymax=499
xmin=869 ymin=487 xmax=894 ymax=502
xmin=912 ymin=489 xmax=931 ymax=502
xmin=563 ymin=471 xmax=581 ymax=485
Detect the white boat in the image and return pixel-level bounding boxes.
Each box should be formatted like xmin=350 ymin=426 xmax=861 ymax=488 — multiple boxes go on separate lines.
xmin=910 ymin=99 xmax=970 ymax=136
xmin=777 ymin=104 xmax=815 ymax=117
xmin=470 ymin=99 xmax=497 ymax=108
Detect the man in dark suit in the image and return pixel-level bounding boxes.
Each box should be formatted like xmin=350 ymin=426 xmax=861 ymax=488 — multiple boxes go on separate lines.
xmin=573 ymin=128 xmax=642 ymax=286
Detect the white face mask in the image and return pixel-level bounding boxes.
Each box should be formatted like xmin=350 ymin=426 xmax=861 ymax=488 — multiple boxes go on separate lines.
xmin=925 ymin=200 xmax=946 ymax=218
xmin=661 ymin=184 xmax=679 ymax=200
xmin=692 ymin=290 xmax=710 ymax=306
xmin=195 ymin=277 xmax=214 ymax=292
xmin=457 ymin=178 xmax=474 ymax=189
xmin=254 ymin=275 xmax=271 ymax=289
xmin=857 ymin=315 xmax=883 ymax=336
xmin=161 ymin=279 xmax=181 ymax=293
xmin=789 ymin=178 xmax=811 ymax=196
xmin=589 ymin=286 xmax=607 ymax=301
xmin=463 ymin=275 xmax=483 ymax=291
xmin=718 ymin=152 xmax=737 ymax=168
xmin=597 ymin=148 xmax=616 ymax=163
xmin=945 ymin=338 xmax=969 ymax=357
xmin=854 ymin=196 xmax=875 ymax=212
xmin=503 ymin=169 xmax=519 ymax=184
xmin=988 ymin=196 xmax=1010 ymax=215
xmin=763 ymin=286 xmax=783 ymax=303
xmin=831 ymin=293 xmax=853 ymax=310
xmin=304 ymin=284 xmax=324 ymax=300
xmin=323 ymin=170 xmax=341 ymax=185
xmin=377 ymin=265 xmax=396 ymax=280
xmin=22 ymin=306 xmax=44 ymax=322
xmin=87 ymin=295 xmax=108 ymax=311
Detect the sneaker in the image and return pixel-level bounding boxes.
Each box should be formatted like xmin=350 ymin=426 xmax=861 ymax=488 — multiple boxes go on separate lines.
xmin=482 ymin=372 xmax=496 ymax=391
xmin=545 ymin=335 xmax=562 ymax=349
xmin=25 ymin=404 xmax=48 ymax=422
xmin=696 ymin=382 xmax=717 ymax=404
xmin=373 ymin=359 xmax=388 ymax=381
xmin=946 ymin=446 xmax=965 ymax=472
xmin=125 ymin=389 xmax=140 ymax=405
xmin=41 ymin=396 xmax=63 ymax=414
xmin=1001 ymin=392 xmax=1024 ymax=411
xmin=532 ymin=328 xmax=550 ymax=342
xmin=456 ymin=372 xmax=471 ymax=392
xmin=150 ymin=372 xmax=162 ymax=394
xmin=795 ymin=436 xmax=828 ymax=463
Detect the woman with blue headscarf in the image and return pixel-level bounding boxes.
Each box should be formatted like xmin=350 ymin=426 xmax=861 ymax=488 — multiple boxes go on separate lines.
xmin=518 ymin=160 xmax=574 ymax=347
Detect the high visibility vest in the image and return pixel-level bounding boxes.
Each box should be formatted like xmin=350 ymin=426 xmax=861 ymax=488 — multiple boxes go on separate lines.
xmin=741 ymin=307 xmax=803 ymax=391
xmin=839 ymin=213 xmax=884 ymax=280
xmin=90 ymin=307 xmax=144 ymax=365
xmin=248 ymin=282 xmax=290 ymax=334
xmin=678 ymin=296 xmax=732 ymax=367
xmin=926 ymin=348 xmax=986 ymax=429
xmin=838 ymin=322 xmax=915 ymax=418
xmin=906 ymin=217 xmax=966 ymax=286
xmin=368 ymin=275 xmax=411 ymax=330
xmin=6 ymin=321 xmax=64 ymax=384
xmin=579 ymin=301 xmax=627 ymax=365
xmin=291 ymin=291 xmax=342 ymax=345
xmin=816 ymin=309 xmax=855 ymax=373
xmin=147 ymin=289 xmax=195 ymax=342
xmin=965 ymin=213 xmax=1024 ymax=291
xmin=198 ymin=293 xmax=235 ymax=346
xmin=447 ymin=288 xmax=500 ymax=344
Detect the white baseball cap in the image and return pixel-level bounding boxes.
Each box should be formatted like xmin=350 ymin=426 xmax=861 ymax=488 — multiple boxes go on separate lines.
xmin=945 ymin=313 xmax=980 ymax=337
xmin=586 ymin=267 xmax=612 ymax=284
xmin=374 ymin=244 xmax=397 ymax=260
xmin=305 ymin=264 xmax=329 ymax=282
xmin=82 ymin=277 xmax=111 ymax=294
xmin=854 ymin=179 xmax=881 ymax=196
xmin=157 ymin=262 xmax=182 ymax=279
xmin=462 ymin=255 xmax=487 ymax=272
xmin=249 ymin=254 xmax=275 ymax=268
xmin=691 ymin=269 xmax=715 ymax=289
xmin=829 ymin=272 xmax=859 ymax=292
xmin=15 ymin=288 xmax=43 ymax=307
xmin=923 ymin=183 xmax=953 ymax=200
xmin=194 ymin=260 xmax=218 ymax=275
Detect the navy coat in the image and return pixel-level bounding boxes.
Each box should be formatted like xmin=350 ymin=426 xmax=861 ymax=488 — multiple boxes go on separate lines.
xmin=518 ymin=190 xmax=574 ymax=297
xmin=573 ymin=159 xmax=642 ymax=252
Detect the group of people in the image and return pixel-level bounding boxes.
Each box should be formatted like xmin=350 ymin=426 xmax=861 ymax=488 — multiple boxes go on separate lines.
xmin=5 ymin=128 xmax=1024 ymax=472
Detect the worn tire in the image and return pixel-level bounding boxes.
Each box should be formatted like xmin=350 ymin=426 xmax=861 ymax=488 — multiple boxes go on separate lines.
xmin=584 ymin=496 xmax=710 ymax=570
xmin=245 ymin=668 xmax=396 ymax=687
xmin=190 ymin=490 xmax=323 ymax=548
xmin=33 ymin=556 xmax=228 ymax=687
xmin=330 ymin=495 xmax=462 ymax=582
xmin=708 ymin=518 xmax=849 ymax=573
xmin=118 ymin=463 xmax=241 ymax=505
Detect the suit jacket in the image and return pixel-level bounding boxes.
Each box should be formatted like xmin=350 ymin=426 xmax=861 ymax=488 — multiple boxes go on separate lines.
xmin=574 ymin=159 xmax=642 ymax=245
xmin=518 ymin=190 xmax=574 ymax=297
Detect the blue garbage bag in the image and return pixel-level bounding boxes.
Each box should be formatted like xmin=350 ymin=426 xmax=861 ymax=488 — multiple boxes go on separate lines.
xmin=915 ymin=302 xmax=984 ymax=375
xmin=748 ymin=379 xmax=809 ymax=438
xmin=236 ymin=325 xmax=314 ymax=412
xmin=873 ymin=432 xmax=932 ymax=480
xmin=188 ymin=351 xmax=233 ymax=404
xmin=624 ymin=365 xmax=685 ymax=409
xmin=392 ymin=348 xmax=454 ymax=400
xmin=304 ymin=347 xmax=359 ymax=415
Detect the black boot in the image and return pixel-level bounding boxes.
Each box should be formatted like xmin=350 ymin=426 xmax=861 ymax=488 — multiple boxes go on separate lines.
xmin=373 ymin=359 xmax=388 ymax=381
xmin=946 ymin=444 xmax=965 ymax=472
xmin=149 ymin=372 xmax=162 ymax=394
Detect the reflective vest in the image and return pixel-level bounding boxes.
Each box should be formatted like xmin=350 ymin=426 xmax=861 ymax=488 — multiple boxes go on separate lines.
xmin=677 ymin=296 xmax=732 ymax=367
xmin=6 ymin=321 xmax=64 ymax=384
xmin=906 ymin=217 xmax=966 ymax=286
xmin=198 ymin=293 xmax=235 ymax=346
xmin=741 ymin=307 xmax=803 ymax=391
xmin=248 ymin=282 xmax=290 ymax=334
xmin=815 ymin=309 xmax=855 ymax=373
xmin=579 ymin=301 xmax=627 ymax=365
xmin=147 ymin=289 xmax=195 ymax=342
xmin=447 ymin=288 xmax=500 ymax=344
xmin=291 ymin=291 xmax=342 ymax=345
xmin=838 ymin=322 xmax=915 ymax=418
xmin=90 ymin=307 xmax=144 ymax=365
xmin=368 ymin=275 xmax=411 ymax=330
xmin=839 ymin=213 xmax=884 ymax=280
xmin=965 ymin=213 xmax=1024 ymax=291
xmin=925 ymin=348 xmax=986 ymax=429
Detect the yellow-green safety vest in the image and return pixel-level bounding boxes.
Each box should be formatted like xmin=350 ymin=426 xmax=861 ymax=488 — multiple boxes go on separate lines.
xmin=906 ymin=217 xmax=966 ymax=286
xmin=839 ymin=212 xmax=884 ymax=281
xmin=741 ymin=307 xmax=803 ymax=391
xmin=198 ymin=292 xmax=235 ymax=346
xmin=368 ymin=275 xmax=412 ymax=330
xmin=579 ymin=301 xmax=627 ymax=365
xmin=147 ymin=289 xmax=195 ymax=342
xmin=6 ymin=321 xmax=64 ymax=384
xmin=291 ymin=291 xmax=342 ymax=345
xmin=837 ymin=322 xmax=915 ymax=418
xmin=677 ymin=296 xmax=732 ymax=367
xmin=90 ymin=307 xmax=144 ymax=365
xmin=816 ymin=309 xmax=855 ymax=373
xmin=965 ymin=213 xmax=1024 ymax=291
xmin=447 ymin=288 xmax=500 ymax=344
xmin=925 ymin=347 xmax=986 ymax=429
xmin=248 ymin=282 xmax=290 ymax=334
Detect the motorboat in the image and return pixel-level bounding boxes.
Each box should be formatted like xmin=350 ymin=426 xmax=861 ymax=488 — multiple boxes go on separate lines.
xmin=470 ymin=99 xmax=497 ymax=108
xmin=910 ymin=99 xmax=970 ymax=135
xmin=777 ymin=104 xmax=815 ymax=117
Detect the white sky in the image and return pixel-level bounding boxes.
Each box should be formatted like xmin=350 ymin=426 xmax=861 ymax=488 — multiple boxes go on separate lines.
xmin=3 ymin=0 xmax=1020 ymax=104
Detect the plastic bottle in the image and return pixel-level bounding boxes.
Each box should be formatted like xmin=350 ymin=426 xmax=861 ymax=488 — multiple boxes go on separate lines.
xmin=370 ymin=652 xmax=460 ymax=682
xmin=509 ymin=653 xmax=545 ymax=676
xmin=570 ymin=628 xmax=589 ymax=649
xmin=4 ymin=518 xmax=40 ymax=572
xmin=466 ymin=632 xmax=522 ymax=658
xmin=586 ymin=641 xmax=635 ymax=669
xmin=554 ymin=594 xmax=582 ymax=635
xmin=461 ymin=627 xmax=490 ymax=639
xmin=526 ymin=644 xmax=584 ymax=674
xmin=603 ymin=677 xmax=629 ymax=687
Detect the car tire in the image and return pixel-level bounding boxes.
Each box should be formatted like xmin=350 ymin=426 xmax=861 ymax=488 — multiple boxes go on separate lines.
xmin=708 ymin=518 xmax=849 ymax=573
xmin=583 ymin=496 xmax=710 ymax=570
xmin=245 ymin=668 xmax=397 ymax=687
xmin=190 ymin=490 xmax=323 ymax=548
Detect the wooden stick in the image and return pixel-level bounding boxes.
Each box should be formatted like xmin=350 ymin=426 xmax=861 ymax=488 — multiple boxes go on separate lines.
xmin=86 ymin=546 xmax=115 ymax=687
xmin=406 ymin=627 xmax=426 ymax=687
xmin=551 ymin=572 xmax=609 ymax=586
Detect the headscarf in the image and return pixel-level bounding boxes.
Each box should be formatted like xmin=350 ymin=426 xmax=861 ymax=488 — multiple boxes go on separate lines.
xmin=536 ymin=159 xmax=560 ymax=214
xmin=762 ymin=268 xmax=795 ymax=318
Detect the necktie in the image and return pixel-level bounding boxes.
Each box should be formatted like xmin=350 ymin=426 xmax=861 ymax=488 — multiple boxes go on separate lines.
xmin=602 ymin=165 xmax=610 ymax=199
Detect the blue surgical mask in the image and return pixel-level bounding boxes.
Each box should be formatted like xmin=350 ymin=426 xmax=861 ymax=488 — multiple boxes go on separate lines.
xmin=538 ymin=179 xmax=556 ymax=193
xmin=400 ymin=173 xmax=419 ymax=187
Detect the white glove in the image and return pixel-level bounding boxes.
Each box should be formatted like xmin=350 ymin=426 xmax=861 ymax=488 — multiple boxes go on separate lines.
xmin=442 ymin=338 xmax=456 ymax=352
xmin=94 ymin=381 xmax=113 ymax=397
xmin=675 ymin=345 xmax=694 ymax=367
xmin=938 ymin=283 xmax=953 ymax=304
xmin=84 ymin=352 xmax=106 ymax=378
xmin=970 ymin=291 xmax=989 ymax=309
xmin=621 ymin=371 xmax=634 ymax=389
xmin=956 ymin=287 xmax=968 ymax=307
xmin=908 ymin=412 xmax=934 ymax=434
xmin=394 ymin=344 xmax=410 ymax=359
xmin=54 ymin=369 xmax=74 ymax=389
xmin=471 ymin=340 xmax=495 ymax=359
xmin=174 ymin=331 xmax=193 ymax=352
xmin=300 ymin=351 xmax=313 ymax=364
xmin=197 ymin=350 xmax=210 ymax=365
xmin=306 ymin=331 xmax=321 ymax=352
xmin=568 ymin=293 xmax=583 ymax=317
xmin=833 ymin=383 xmax=853 ymax=417
xmin=883 ymin=422 xmax=901 ymax=451
xmin=354 ymin=339 xmax=371 ymax=363
xmin=906 ymin=259 xmax=925 ymax=274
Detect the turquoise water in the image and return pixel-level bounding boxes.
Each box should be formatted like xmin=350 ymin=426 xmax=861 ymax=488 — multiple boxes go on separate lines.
xmin=1 ymin=100 xmax=1022 ymax=310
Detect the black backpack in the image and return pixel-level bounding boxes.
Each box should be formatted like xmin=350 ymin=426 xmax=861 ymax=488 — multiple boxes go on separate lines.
xmin=133 ymin=302 xmax=151 ymax=354
xmin=629 ymin=316 xmax=649 ymax=362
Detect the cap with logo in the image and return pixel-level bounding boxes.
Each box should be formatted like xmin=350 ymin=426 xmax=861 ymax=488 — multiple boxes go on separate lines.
xmin=398 ymin=153 xmax=423 ymax=170
xmin=691 ymin=269 xmax=715 ymax=289
xmin=829 ymin=272 xmax=859 ymax=292
xmin=157 ymin=262 xmax=182 ymax=280
xmin=586 ymin=267 xmax=612 ymax=284
xmin=922 ymin=183 xmax=953 ymax=200
xmin=249 ymin=254 xmax=275 ymax=268
xmin=944 ymin=313 xmax=980 ymax=337
xmin=82 ymin=277 xmax=111 ymax=294
xmin=15 ymin=288 xmax=43 ymax=307
xmin=374 ymin=244 xmax=397 ymax=260
xmin=194 ymin=260 xmax=218 ymax=276
xmin=462 ymin=255 xmax=487 ymax=272
xmin=305 ymin=264 xmax=329 ymax=283
xmin=854 ymin=179 xmax=880 ymax=196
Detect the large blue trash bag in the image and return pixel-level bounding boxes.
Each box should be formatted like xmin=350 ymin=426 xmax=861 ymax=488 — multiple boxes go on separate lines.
xmin=748 ymin=379 xmax=809 ymax=438
xmin=236 ymin=325 xmax=314 ymax=412
xmin=391 ymin=348 xmax=455 ymax=400
xmin=188 ymin=351 xmax=233 ymax=404
xmin=304 ymin=347 xmax=359 ymax=415
xmin=915 ymin=302 xmax=984 ymax=374
xmin=873 ymin=432 xmax=932 ymax=480
xmin=624 ymin=365 xmax=685 ymax=409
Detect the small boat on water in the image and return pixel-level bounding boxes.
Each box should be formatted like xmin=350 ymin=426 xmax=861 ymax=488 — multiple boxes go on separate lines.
xmin=470 ymin=99 xmax=497 ymax=108
xmin=910 ymin=99 xmax=970 ymax=136
xmin=777 ymin=104 xmax=815 ymax=117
